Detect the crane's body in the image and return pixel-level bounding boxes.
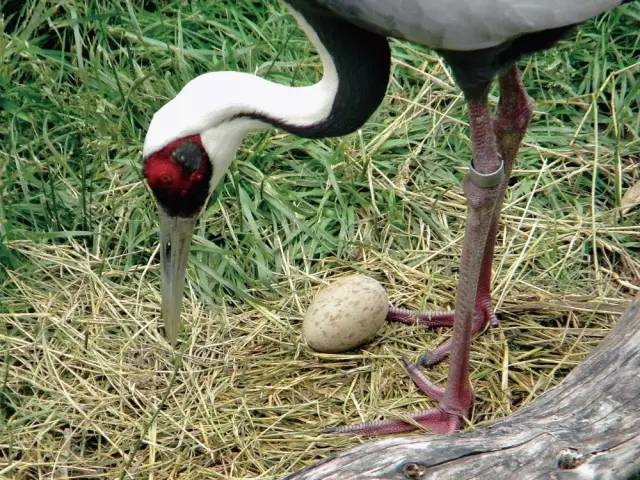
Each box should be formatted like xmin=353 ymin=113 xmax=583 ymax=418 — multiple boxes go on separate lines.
xmin=143 ymin=0 xmax=633 ymax=436
xmin=316 ymin=0 xmax=622 ymax=50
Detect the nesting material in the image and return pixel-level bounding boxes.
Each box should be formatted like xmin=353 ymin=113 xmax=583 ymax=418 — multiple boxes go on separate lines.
xmin=303 ymin=274 xmax=389 ymax=353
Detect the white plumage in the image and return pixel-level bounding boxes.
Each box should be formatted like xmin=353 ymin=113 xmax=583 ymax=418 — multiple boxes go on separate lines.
xmin=143 ymin=8 xmax=339 ymax=163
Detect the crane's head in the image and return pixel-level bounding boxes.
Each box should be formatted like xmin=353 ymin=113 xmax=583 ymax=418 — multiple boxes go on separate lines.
xmin=144 ymin=135 xmax=213 ymax=219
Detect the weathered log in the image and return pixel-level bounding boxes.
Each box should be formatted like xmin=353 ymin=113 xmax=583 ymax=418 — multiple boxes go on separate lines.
xmin=284 ymin=300 xmax=640 ymax=480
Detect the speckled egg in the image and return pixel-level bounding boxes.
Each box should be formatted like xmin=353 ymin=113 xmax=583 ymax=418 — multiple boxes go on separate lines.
xmin=303 ymin=274 xmax=389 ymax=353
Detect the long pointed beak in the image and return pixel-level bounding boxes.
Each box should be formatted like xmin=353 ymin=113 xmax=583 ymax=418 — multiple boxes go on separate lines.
xmin=159 ymin=209 xmax=197 ymax=345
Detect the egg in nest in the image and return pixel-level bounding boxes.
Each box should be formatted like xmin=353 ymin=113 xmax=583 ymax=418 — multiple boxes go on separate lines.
xmin=303 ymin=274 xmax=389 ymax=353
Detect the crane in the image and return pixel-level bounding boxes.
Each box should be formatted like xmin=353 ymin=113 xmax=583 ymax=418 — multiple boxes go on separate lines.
xmin=143 ymin=0 xmax=633 ymax=436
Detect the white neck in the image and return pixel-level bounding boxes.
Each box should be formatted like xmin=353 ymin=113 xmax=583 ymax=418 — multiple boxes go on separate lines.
xmin=143 ymin=7 xmax=338 ymax=161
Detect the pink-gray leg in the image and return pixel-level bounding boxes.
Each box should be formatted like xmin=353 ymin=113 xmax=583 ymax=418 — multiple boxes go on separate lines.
xmin=327 ymin=66 xmax=534 ymax=437
xmin=388 ymin=65 xmax=533 ymax=367
xmin=327 ymin=97 xmax=502 ymax=436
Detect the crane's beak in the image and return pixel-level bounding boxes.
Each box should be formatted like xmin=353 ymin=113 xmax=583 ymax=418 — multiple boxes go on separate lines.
xmin=159 ymin=209 xmax=197 ymax=345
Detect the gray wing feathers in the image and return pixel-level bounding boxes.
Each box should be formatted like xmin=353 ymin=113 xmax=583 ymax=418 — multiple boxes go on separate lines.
xmin=315 ymin=0 xmax=624 ymax=50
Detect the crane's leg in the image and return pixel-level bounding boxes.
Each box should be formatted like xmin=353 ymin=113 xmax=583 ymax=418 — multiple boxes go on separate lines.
xmin=326 ymin=96 xmax=502 ymax=435
xmin=387 ymin=65 xmax=534 ymax=367
xmin=326 ymin=66 xmax=534 ymax=436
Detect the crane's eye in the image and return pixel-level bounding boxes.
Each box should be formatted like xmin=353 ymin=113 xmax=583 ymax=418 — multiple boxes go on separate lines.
xmin=171 ymin=141 xmax=203 ymax=173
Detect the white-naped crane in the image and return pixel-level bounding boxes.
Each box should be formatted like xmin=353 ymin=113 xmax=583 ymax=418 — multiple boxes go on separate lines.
xmin=143 ymin=0 xmax=634 ymax=436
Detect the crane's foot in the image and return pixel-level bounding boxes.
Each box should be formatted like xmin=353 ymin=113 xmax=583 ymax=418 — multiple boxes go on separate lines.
xmin=324 ymin=358 xmax=470 ymax=436
xmin=387 ymin=294 xmax=497 ymax=367
xmin=324 ymin=406 xmax=461 ymax=436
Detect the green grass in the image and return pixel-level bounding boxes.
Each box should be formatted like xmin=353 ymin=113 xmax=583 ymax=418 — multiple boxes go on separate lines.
xmin=1 ymin=1 xmax=639 ymax=478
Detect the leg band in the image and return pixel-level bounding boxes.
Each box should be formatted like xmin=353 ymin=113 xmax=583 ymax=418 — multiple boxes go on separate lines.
xmin=468 ymin=157 xmax=504 ymax=189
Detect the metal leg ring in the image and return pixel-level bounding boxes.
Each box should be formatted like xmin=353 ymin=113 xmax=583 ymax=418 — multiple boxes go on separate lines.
xmin=468 ymin=158 xmax=505 ymax=189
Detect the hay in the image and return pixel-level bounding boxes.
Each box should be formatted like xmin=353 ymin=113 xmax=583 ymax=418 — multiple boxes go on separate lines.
xmin=2 ymin=210 xmax=634 ymax=478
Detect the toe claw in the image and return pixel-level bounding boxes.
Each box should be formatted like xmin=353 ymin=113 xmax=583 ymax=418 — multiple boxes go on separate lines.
xmin=488 ymin=310 xmax=500 ymax=327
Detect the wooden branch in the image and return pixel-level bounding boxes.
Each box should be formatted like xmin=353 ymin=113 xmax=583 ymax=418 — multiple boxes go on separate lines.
xmin=284 ymin=300 xmax=640 ymax=480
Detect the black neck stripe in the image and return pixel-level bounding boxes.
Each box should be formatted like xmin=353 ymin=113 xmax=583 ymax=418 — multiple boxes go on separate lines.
xmin=241 ymin=0 xmax=391 ymax=139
